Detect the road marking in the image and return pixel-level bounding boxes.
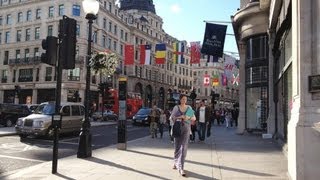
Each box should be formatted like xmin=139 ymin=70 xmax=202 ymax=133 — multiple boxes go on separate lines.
xmin=0 ymin=154 xmax=45 ymax=163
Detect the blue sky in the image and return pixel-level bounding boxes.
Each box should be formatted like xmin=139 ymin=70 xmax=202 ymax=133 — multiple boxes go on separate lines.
xmin=153 ymin=0 xmax=240 ymax=56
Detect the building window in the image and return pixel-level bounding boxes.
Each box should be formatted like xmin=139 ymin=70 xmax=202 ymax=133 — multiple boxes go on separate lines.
xmin=0 ymin=16 xmax=2 ymax=25
xmin=0 ymin=32 xmax=2 ymax=44
xmin=16 ymin=30 xmax=21 ymax=42
xmin=16 ymin=49 xmax=21 ymax=60
xmin=13 ymin=69 xmax=16 ymax=83
xmin=1 ymin=70 xmax=8 ymax=83
xmin=34 ymin=48 xmax=39 ymax=58
xmin=76 ymin=24 xmax=80 ymax=36
xmin=4 ymin=51 xmax=9 ymax=65
xmin=103 ymin=18 xmax=107 ymax=29
xmin=102 ymin=35 xmax=106 ymax=47
xmin=25 ymin=28 xmax=30 ymax=41
xmin=45 ymin=67 xmax=52 ymax=81
xmin=113 ymin=41 xmax=117 ymax=51
xmin=109 ymin=2 xmax=112 ymax=12
xmin=35 ymin=27 xmax=40 ymax=40
xmin=107 ymin=38 xmax=111 ymax=49
xmin=245 ymin=35 xmax=269 ymax=131
xmin=114 ymin=25 xmax=117 ymax=35
xmin=18 ymin=68 xmax=33 ymax=82
xmin=36 ymin=9 xmax=41 ymax=19
xmin=6 ymin=14 xmax=12 ymax=25
xmin=72 ymin=5 xmax=80 ymax=16
xmin=5 ymin=31 xmax=10 ymax=43
xmin=68 ymin=68 xmax=80 ymax=81
xmin=120 ymin=29 xmax=124 ymax=39
xmin=120 ymin=44 xmax=123 ymax=55
xmin=49 ymin=6 xmax=54 ymax=17
xmin=26 ymin=10 xmax=31 ymax=21
xmin=59 ymin=4 xmax=64 ymax=16
xmin=25 ymin=48 xmax=30 ymax=61
xmin=108 ymin=22 xmax=112 ymax=32
xmin=18 ymin=12 xmax=23 ymax=23
xmin=48 ymin=25 xmax=53 ymax=36
xmin=125 ymin=32 xmax=128 ymax=41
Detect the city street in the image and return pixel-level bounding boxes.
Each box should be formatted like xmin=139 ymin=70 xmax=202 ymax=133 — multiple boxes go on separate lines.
xmin=0 ymin=122 xmax=153 ymax=174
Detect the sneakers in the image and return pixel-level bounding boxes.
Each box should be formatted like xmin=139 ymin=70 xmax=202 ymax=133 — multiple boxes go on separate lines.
xmin=179 ymin=170 xmax=186 ymax=176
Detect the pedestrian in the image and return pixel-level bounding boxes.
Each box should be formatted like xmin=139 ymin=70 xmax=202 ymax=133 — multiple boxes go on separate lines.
xmin=195 ymin=99 xmax=211 ymax=141
xmin=150 ymin=105 xmax=158 ymax=138
xmin=170 ymin=94 xmax=196 ymax=177
xmin=232 ymin=107 xmax=239 ymax=127
xmin=225 ymin=109 xmax=232 ymax=128
xmin=159 ymin=110 xmax=166 ymax=138
xmin=190 ymin=120 xmax=197 ymax=142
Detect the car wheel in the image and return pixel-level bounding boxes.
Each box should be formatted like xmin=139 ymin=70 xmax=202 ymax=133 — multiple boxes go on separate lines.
xmin=5 ymin=119 xmax=13 ymax=127
xmin=19 ymin=134 xmax=28 ymax=138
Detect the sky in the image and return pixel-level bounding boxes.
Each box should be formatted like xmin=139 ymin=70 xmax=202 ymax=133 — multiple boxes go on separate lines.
xmin=153 ymin=0 xmax=240 ymax=57
xmin=116 ymin=0 xmax=240 ymax=58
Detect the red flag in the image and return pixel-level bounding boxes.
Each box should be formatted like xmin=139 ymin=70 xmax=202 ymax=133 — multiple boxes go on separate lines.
xmin=204 ymin=74 xmax=210 ymax=86
xmin=190 ymin=41 xmax=201 ymax=64
xmin=124 ymin=44 xmax=134 ymax=65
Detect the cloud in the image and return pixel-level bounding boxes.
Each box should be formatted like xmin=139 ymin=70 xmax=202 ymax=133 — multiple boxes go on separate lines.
xmin=170 ymin=4 xmax=181 ymax=14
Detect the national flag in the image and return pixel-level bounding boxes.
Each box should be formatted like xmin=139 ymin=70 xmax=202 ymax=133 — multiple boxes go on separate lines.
xmin=207 ymin=55 xmax=219 ymax=63
xmin=232 ymin=73 xmax=239 ymax=86
xmin=204 ymin=74 xmax=210 ymax=86
xmin=124 ymin=44 xmax=134 ymax=65
xmin=140 ymin=44 xmax=151 ymax=65
xmin=190 ymin=41 xmax=201 ymax=64
xmin=173 ymin=42 xmax=185 ymax=64
xmin=221 ymin=73 xmax=227 ymax=86
xmin=212 ymin=75 xmax=219 ymax=86
xmin=155 ymin=43 xmax=166 ymax=64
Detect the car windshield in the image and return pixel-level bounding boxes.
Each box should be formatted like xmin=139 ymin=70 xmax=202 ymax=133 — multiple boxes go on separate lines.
xmin=136 ymin=108 xmax=151 ymax=115
xmin=33 ymin=104 xmax=57 ymax=115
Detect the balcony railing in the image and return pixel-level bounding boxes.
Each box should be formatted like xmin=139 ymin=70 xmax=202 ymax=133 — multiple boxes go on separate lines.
xmin=8 ymin=56 xmax=85 ymax=66
xmin=18 ymin=76 xmax=33 ymax=82
xmin=1 ymin=78 xmax=7 ymax=83
xmin=45 ymin=76 xmax=52 ymax=81
xmin=8 ymin=57 xmax=41 ymax=66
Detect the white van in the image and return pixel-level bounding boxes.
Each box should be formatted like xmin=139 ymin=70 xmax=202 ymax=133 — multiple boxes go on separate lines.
xmin=15 ymin=102 xmax=85 ymax=138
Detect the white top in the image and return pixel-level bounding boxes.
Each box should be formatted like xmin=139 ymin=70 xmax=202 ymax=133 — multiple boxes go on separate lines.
xmin=199 ymin=106 xmax=206 ymax=123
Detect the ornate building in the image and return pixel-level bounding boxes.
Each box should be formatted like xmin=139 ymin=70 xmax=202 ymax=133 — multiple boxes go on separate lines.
xmin=233 ymin=0 xmax=320 ymax=179
xmin=0 ymin=0 xmax=193 ymax=110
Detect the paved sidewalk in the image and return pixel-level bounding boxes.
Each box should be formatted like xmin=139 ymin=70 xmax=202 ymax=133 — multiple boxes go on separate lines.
xmin=0 ymin=126 xmax=288 ymax=180
xmin=0 ymin=121 xmax=117 ymax=137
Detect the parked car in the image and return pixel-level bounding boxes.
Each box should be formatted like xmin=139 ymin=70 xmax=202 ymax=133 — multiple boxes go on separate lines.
xmin=0 ymin=103 xmax=32 ymax=127
xmin=132 ymin=107 xmax=161 ymax=125
xmin=91 ymin=110 xmax=118 ymax=121
xmin=15 ymin=102 xmax=85 ymax=138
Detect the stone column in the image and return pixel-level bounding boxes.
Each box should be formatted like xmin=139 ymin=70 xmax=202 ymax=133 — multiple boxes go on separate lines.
xmin=288 ymin=0 xmax=320 ymax=179
xmin=267 ymin=31 xmax=276 ymax=135
xmin=32 ymin=89 xmax=37 ymax=104
xmin=237 ymin=41 xmax=246 ymax=134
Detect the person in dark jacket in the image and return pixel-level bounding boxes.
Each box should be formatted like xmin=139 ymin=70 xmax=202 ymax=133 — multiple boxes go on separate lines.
xmin=195 ymin=99 xmax=212 ymax=141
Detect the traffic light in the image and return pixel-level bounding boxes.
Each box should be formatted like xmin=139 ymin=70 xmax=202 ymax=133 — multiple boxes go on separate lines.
xmin=59 ymin=16 xmax=77 ymax=69
xmin=41 ymin=36 xmax=58 ymax=66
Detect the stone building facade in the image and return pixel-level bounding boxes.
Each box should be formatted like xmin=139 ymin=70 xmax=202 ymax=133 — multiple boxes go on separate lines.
xmin=232 ymin=0 xmax=320 ymax=179
xmin=0 ymin=0 xmax=193 ymax=110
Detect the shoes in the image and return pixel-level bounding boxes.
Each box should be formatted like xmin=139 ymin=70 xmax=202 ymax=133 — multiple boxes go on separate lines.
xmin=179 ymin=170 xmax=186 ymax=176
xmin=172 ymin=165 xmax=177 ymax=170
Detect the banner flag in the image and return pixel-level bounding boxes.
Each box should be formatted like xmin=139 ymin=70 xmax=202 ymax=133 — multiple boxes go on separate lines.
xmin=204 ymin=74 xmax=210 ymax=86
xmin=201 ymin=23 xmax=227 ymax=57
xmin=190 ymin=41 xmax=201 ymax=64
xmin=124 ymin=44 xmax=134 ymax=65
xmin=140 ymin=44 xmax=151 ymax=65
xmin=212 ymin=75 xmax=219 ymax=86
xmin=207 ymin=55 xmax=219 ymax=63
xmin=221 ymin=73 xmax=228 ymax=86
xmin=155 ymin=43 xmax=166 ymax=64
xmin=173 ymin=42 xmax=185 ymax=64
xmin=232 ymin=73 xmax=239 ymax=86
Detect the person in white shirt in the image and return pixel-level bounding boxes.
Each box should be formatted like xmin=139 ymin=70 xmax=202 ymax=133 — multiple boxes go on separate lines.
xmin=195 ymin=100 xmax=212 ymax=141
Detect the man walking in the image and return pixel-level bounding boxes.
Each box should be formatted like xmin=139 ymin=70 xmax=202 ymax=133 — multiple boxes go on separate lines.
xmin=195 ymin=100 xmax=211 ymax=141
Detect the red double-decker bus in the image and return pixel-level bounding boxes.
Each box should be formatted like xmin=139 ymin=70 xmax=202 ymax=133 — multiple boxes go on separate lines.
xmin=104 ymin=89 xmax=143 ymax=119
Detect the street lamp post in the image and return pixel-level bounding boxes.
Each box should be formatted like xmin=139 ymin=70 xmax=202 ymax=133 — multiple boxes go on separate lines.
xmin=78 ymin=0 xmax=99 ymax=158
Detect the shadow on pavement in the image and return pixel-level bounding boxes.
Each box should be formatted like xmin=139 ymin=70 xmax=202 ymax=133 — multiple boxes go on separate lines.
xmin=127 ymin=149 xmax=276 ymax=177
xmin=85 ymin=156 xmax=171 ymax=180
xmin=54 ymin=173 xmax=76 ymax=180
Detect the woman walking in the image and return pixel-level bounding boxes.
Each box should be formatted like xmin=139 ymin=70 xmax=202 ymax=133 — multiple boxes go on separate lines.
xmin=170 ymin=94 xmax=196 ymax=177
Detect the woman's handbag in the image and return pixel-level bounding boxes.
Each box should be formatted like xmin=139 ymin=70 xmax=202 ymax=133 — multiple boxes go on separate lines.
xmin=172 ymin=120 xmax=182 ymax=138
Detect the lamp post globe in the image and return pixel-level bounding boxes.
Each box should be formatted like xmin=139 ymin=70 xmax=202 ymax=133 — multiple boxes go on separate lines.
xmin=77 ymin=0 xmax=99 ymax=158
